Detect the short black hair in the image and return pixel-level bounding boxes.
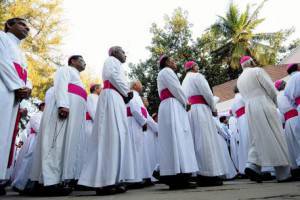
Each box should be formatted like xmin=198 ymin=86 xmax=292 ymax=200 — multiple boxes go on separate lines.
xmin=233 ymin=85 xmax=239 ymax=93
xmin=219 ymin=116 xmax=227 ymax=123
xmin=38 ymin=102 xmax=45 ymax=110
xmin=4 ymin=17 xmax=26 ymax=32
xmin=90 ymin=84 xmax=100 ymax=93
xmin=68 ymin=55 xmax=82 ymax=66
xmin=159 ymin=55 xmax=169 ymax=70
xmin=287 ymin=64 xmax=298 ymax=75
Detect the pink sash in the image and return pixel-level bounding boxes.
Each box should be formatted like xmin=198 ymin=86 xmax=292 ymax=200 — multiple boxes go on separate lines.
xmin=160 ymin=88 xmax=174 ymax=101
xmin=127 ymin=107 xmax=148 ymax=118
xmin=236 ymin=107 xmax=245 ymax=118
xmin=103 ymin=80 xmax=124 ymax=97
xmin=86 ymin=112 xmax=92 ymax=120
xmin=68 ymin=83 xmax=87 ymax=101
xmin=295 ymin=97 xmax=300 ymax=106
xmin=13 ymin=62 xmax=27 ymax=84
xmin=188 ymin=95 xmax=207 ymax=105
xmin=284 ymin=109 xmax=298 ymax=121
xmin=30 ymin=128 xmax=36 ymax=134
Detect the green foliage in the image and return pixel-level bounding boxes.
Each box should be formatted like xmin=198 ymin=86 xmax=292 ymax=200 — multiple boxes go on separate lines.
xmin=0 ymin=0 xmax=65 ymax=100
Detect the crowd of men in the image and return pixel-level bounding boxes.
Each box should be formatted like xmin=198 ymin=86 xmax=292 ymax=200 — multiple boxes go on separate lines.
xmin=1 ymin=17 xmax=300 ymax=197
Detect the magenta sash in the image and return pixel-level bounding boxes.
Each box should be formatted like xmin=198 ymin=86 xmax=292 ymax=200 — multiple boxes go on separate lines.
xmin=284 ymin=109 xmax=298 ymax=121
xmin=236 ymin=107 xmax=245 ymax=118
xmin=30 ymin=128 xmax=36 ymax=134
xmin=188 ymin=95 xmax=207 ymax=105
xmin=295 ymin=97 xmax=300 ymax=106
xmin=127 ymin=107 xmax=148 ymax=118
xmin=13 ymin=62 xmax=27 ymax=84
xmin=86 ymin=112 xmax=92 ymax=120
xmin=68 ymin=83 xmax=87 ymax=101
xmin=160 ymin=88 xmax=174 ymax=101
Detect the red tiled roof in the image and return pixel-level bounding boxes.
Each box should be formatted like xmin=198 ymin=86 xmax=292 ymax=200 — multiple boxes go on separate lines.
xmin=213 ymin=65 xmax=287 ymax=102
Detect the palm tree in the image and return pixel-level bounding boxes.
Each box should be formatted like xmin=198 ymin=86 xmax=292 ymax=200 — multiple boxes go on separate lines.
xmin=209 ymin=0 xmax=292 ymax=69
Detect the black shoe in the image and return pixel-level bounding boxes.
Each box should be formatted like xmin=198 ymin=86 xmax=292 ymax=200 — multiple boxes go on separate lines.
xmin=43 ymin=185 xmax=73 ymax=196
xmin=244 ymin=168 xmax=263 ymax=183
xmin=0 ymin=187 xmax=6 ymax=196
xmin=96 ymin=185 xmax=119 ymax=196
xmin=152 ymin=170 xmax=160 ymax=180
xmin=115 ymin=185 xmax=127 ymax=194
xmin=291 ymin=168 xmax=300 ymax=178
xmin=126 ymin=182 xmax=144 ymax=189
xmin=197 ymin=176 xmax=223 ymax=187
xmin=143 ymin=179 xmax=155 ymax=187
xmin=261 ymin=172 xmax=275 ymax=181
xmin=169 ymin=182 xmax=197 ymax=190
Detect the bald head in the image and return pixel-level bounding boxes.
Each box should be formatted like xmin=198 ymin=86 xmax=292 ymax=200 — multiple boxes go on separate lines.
xmin=108 ymin=46 xmax=126 ymax=63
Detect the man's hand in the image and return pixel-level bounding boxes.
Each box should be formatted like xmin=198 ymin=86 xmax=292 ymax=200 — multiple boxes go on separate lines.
xmin=58 ymin=107 xmax=69 ymax=120
xmin=123 ymin=91 xmax=134 ymax=104
xmin=212 ymin=111 xmax=218 ymax=117
xmin=15 ymin=87 xmax=31 ymax=102
xmin=186 ymin=103 xmax=191 ymax=112
xmin=142 ymin=123 xmax=147 ymax=132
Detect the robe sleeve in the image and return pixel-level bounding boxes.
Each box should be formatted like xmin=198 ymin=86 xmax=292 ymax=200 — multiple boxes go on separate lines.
xmin=129 ymin=94 xmax=147 ymax=126
xmin=195 ymin=74 xmax=216 ymax=111
xmin=87 ymin=95 xmax=98 ymax=120
xmin=109 ymin=58 xmax=129 ymax=97
xmin=147 ymin=115 xmax=158 ymax=133
xmin=284 ymin=73 xmax=300 ymax=106
xmin=0 ymin=32 xmax=24 ymax=91
xmin=256 ymin=68 xmax=277 ymax=105
xmin=163 ymin=68 xmax=187 ymax=107
xmin=54 ymin=67 xmax=70 ymax=109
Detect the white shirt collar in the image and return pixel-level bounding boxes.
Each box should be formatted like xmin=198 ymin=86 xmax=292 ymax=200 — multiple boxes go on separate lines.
xmin=7 ymin=32 xmax=21 ymax=45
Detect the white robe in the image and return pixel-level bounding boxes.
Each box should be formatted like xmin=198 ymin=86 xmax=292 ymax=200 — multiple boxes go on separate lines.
xmin=231 ymin=93 xmax=250 ymax=174
xmin=143 ymin=111 xmax=158 ymax=179
xmin=214 ymin=118 xmax=238 ymax=179
xmin=12 ymin=111 xmax=43 ymax=190
xmin=157 ymin=68 xmax=198 ymax=176
xmin=30 ymin=66 xmax=87 ymax=186
xmin=182 ymin=72 xmax=225 ymax=177
xmin=126 ymin=90 xmax=147 ymax=181
xmin=0 ymin=31 xmax=28 ymax=180
xmin=237 ymin=67 xmax=290 ymax=167
xmin=277 ymin=91 xmax=300 ymax=168
xmin=79 ymin=56 xmax=135 ymax=187
xmin=86 ymin=93 xmax=98 ymax=137
xmin=228 ymin=117 xmax=239 ymax=171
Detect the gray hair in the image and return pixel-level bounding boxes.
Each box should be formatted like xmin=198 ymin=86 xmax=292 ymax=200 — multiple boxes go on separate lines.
xmin=108 ymin=46 xmax=122 ymax=56
xmin=130 ymin=79 xmax=140 ymax=89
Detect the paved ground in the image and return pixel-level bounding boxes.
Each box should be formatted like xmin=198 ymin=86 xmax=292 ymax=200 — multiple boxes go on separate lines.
xmin=2 ymin=180 xmax=300 ymax=200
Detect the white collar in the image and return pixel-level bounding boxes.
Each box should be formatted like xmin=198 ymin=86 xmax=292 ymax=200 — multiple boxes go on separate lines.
xmin=7 ymin=32 xmax=21 ymax=45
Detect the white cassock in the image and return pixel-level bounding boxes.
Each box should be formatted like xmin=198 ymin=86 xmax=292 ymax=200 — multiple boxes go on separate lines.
xmin=0 ymin=31 xmax=28 ymax=180
xmin=86 ymin=93 xmax=98 ymax=136
xmin=285 ymin=71 xmax=300 ymax=112
xmin=214 ymin=117 xmax=237 ymax=179
xmin=12 ymin=111 xmax=43 ymax=190
xmin=45 ymin=87 xmax=54 ymax=106
xmin=182 ymin=72 xmax=225 ymax=177
xmin=30 ymin=66 xmax=87 ymax=186
xmin=231 ymin=93 xmax=250 ymax=174
xmin=126 ymin=90 xmax=147 ymax=181
xmin=277 ymin=91 xmax=300 ymax=168
xmin=228 ymin=116 xmax=239 ymax=171
xmin=79 ymin=56 xmax=135 ymax=187
xmin=143 ymin=111 xmax=158 ymax=179
xmin=157 ymin=68 xmax=198 ymax=176
xmin=237 ymin=67 xmax=290 ymax=167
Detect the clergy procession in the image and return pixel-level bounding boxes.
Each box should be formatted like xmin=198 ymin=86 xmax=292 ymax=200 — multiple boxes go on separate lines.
xmin=1 ymin=17 xmax=300 ymax=197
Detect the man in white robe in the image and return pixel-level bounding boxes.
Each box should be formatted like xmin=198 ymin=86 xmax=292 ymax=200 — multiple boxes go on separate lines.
xmin=237 ymin=56 xmax=291 ymax=182
xmin=12 ymin=102 xmax=44 ymax=193
xmin=86 ymin=84 xmax=101 ymax=137
xmin=155 ymin=55 xmax=198 ymax=190
xmin=78 ymin=46 xmax=135 ymax=195
xmin=231 ymin=86 xmax=250 ymax=175
xmin=30 ymin=55 xmax=87 ymax=196
xmin=277 ymin=79 xmax=300 ymax=169
xmin=125 ymin=80 xmax=148 ymax=188
xmin=182 ymin=61 xmax=225 ymax=186
xmin=142 ymin=98 xmax=158 ymax=183
xmin=0 ymin=18 xmax=31 ymax=196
